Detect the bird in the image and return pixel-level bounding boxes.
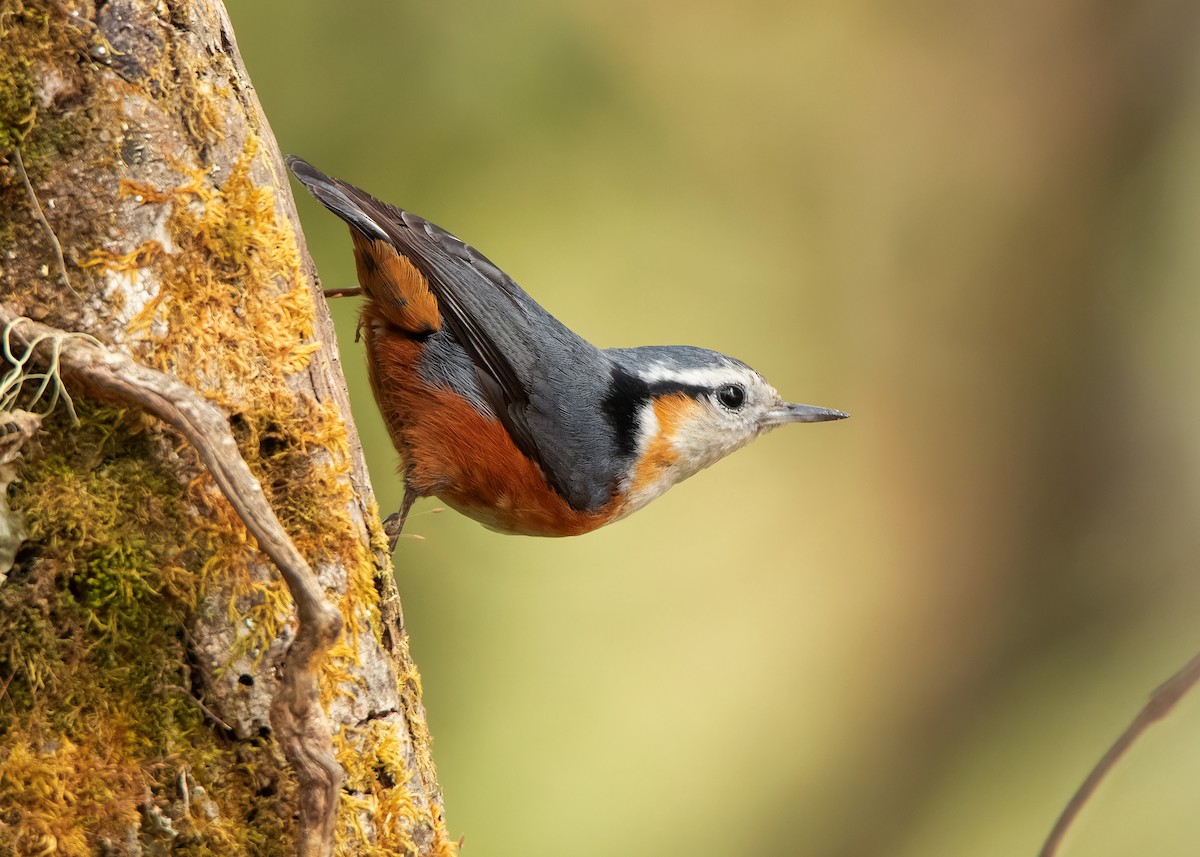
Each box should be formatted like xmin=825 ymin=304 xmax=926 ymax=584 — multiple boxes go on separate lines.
xmin=287 ymin=157 xmax=847 ymax=547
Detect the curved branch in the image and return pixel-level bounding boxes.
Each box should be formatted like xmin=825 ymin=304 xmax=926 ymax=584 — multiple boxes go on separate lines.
xmin=0 ymin=308 xmax=344 ymax=857
xmin=1039 ymin=649 xmax=1200 ymax=857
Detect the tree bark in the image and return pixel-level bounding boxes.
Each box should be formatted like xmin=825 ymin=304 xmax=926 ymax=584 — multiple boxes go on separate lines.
xmin=0 ymin=1 xmax=455 ymax=854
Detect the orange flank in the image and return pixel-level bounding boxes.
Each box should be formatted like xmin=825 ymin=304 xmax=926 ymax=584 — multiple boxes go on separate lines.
xmin=362 ymin=308 xmax=623 ymax=536
xmin=351 ymin=232 xmax=441 ymax=335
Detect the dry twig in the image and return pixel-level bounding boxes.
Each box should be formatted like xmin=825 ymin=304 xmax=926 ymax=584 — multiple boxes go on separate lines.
xmin=1039 ymin=649 xmax=1200 ymax=857
xmin=12 ymin=147 xmax=80 ymax=299
xmin=0 ymin=308 xmax=344 ymax=857
xmin=156 ymin=684 xmax=233 ymax=733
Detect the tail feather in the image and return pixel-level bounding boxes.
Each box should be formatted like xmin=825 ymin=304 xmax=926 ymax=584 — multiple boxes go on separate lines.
xmin=286 ymin=156 xmax=388 ymax=243
xmin=287 ymin=156 xmax=441 ymax=335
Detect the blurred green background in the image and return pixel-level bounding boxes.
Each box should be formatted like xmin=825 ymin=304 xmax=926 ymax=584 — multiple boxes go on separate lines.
xmin=226 ymin=2 xmax=1200 ymax=854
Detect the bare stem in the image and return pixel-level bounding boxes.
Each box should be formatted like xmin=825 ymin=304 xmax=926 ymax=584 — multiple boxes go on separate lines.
xmin=1039 ymin=649 xmax=1200 ymax=857
xmin=13 ymin=147 xmax=80 ymax=299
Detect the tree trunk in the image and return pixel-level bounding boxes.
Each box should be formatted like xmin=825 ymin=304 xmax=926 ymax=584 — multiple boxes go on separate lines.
xmin=0 ymin=1 xmax=455 ymax=854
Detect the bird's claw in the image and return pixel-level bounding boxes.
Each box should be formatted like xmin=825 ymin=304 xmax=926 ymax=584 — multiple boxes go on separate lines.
xmin=382 ymin=510 xmax=405 ymax=553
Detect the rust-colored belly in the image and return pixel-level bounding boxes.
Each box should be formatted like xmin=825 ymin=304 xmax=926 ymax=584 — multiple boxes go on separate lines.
xmin=362 ymin=308 xmax=622 ymax=537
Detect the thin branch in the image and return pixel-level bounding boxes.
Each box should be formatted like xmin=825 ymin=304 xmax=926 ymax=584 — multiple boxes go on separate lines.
xmin=1039 ymin=649 xmax=1200 ymax=857
xmin=156 ymin=684 xmax=233 ymax=732
xmin=12 ymin=147 xmax=80 ymax=299
xmin=0 ymin=308 xmax=344 ymax=857
xmin=322 ymin=287 xmax=362 ymax=299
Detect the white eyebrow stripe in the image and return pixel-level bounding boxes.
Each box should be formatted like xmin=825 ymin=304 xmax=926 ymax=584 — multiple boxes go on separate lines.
xmin=637 ymin=363 xmax=740 ymax=388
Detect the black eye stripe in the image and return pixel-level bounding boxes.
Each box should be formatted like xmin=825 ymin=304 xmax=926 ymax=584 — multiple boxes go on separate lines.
xmin=717 ymin=384 xmax=745 ymax=410
xmin=602 ymin=364 xmax=651 ymax=457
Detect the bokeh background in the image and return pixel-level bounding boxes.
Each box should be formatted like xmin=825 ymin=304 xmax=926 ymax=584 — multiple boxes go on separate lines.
xmin=225 ymin=2 xmax=1200 ymax=855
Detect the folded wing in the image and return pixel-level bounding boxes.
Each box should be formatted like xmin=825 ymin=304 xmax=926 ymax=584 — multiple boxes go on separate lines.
xmin=287 ymin=157 xmax=622 ymax=511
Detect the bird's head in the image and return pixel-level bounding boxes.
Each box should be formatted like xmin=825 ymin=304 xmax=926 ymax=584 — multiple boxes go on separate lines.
xmin=604 ymin=346 xmax=847 ymax=514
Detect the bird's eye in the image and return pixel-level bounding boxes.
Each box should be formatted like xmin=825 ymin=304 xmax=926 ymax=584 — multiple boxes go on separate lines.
xmin=716 ymin=384 xmax=745 ymax=410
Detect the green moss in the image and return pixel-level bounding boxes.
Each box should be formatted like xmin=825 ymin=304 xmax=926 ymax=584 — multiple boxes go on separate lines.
xmin=0 ymin=55 xmax=34 ymax=154
xmin=0 ymin=1 xmax=118 ymax=318
xmin=0 ymin=5 xmax=39 ymax=153
xmin=96 ymin=138 xmax=462 ymax=851
xmin=0 ymin=405 xmax=295 ymax=854
xmin=0 ymin=8 xmax=454 ymax=838
xmin=0 ymin=3 xmax=53 ymax=260
xmin=0 ymin=1 xmax=82 ymax=154
xmin=21 ymin=111 xmax=89 ymax=167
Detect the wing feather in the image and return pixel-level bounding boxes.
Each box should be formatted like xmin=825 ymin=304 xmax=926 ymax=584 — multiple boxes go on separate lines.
xmin=287 ymin=156 xmax=620 ymax=510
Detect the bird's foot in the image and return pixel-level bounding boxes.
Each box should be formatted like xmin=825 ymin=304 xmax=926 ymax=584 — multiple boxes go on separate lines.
xmin=382 ymin=511 xmax=406 ymax=553
xmin=382 ymin=486 xmax=421 ymax=553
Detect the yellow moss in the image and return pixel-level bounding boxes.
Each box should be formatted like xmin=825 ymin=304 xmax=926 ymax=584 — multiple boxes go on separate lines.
xmin=170 ymin=32 xmax=228 ymax=146
xmin=0 ymin=733 xmax=142 ymax=855
xmin=118 ymin=178 xmax=178 ymax=205
xmin=1 ymin=33 xmax=450 ymax=834
xmin=69 ymin=134 xmax=450 ymax=849
xmin=81 ymin=239 xmax=166 ymax=274
xmin=123 ymin=137 xmax=320 ymax=387
xmin=335 ymin=720 xmax=427 ymax=857
xmin=1 ymin=406 xmax=296 ymax=855
xmin=4 ymin=5 xmax=454 ymax=852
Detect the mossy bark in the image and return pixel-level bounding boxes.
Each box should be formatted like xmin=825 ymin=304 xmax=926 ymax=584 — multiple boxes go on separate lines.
xmin=0 ymin=1 xmax=455 ymax=854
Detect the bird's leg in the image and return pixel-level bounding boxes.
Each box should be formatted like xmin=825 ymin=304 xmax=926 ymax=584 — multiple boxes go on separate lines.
xmin=382 ymin=484 xmax=420 ymax=553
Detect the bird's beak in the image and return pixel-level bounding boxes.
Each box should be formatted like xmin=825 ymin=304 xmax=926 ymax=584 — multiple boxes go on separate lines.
xmin=766 ymin=403 xmax=850 ymax=425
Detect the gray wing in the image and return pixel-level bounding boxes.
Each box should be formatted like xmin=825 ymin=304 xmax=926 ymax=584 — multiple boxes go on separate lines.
xmin=288 ymin=157 xmax=619 ymax=511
